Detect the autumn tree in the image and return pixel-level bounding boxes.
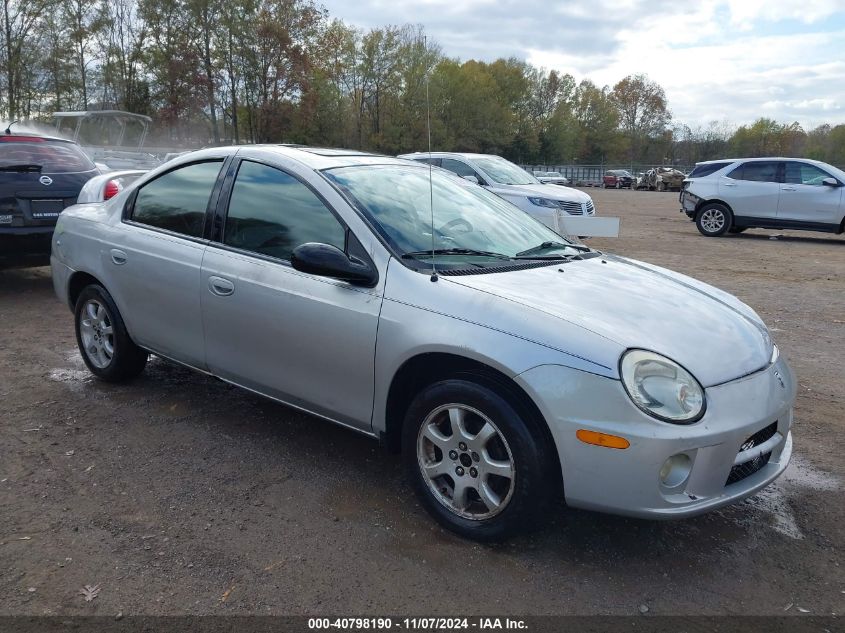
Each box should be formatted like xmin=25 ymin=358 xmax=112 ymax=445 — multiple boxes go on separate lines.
xmin=610 ymin=73 xmax=670 ymax=162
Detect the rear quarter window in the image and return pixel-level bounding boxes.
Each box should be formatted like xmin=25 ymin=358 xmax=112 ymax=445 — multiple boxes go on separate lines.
xmin=688 ymin=162 xmax=732 ymax=178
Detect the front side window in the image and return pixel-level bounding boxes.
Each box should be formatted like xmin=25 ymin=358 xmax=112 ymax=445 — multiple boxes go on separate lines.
xmin=223 ymin=160 xmax=346 ymax=261
xmin=131 ymin=160 xmax=223 ymax=238
xmin=727 ymin=161 xmax=780 ymax=183
xmin=784 ymin=162 xmax=832 ymax=186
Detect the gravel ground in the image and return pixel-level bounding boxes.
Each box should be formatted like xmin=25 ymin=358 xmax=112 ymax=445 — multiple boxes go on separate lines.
xmin=0 ymin=188 xmax=843 ymax=617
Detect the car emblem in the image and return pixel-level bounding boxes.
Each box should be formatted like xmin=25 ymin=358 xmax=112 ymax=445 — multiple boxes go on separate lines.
xmin=39 ymin=175 xmax=53 ymax=186
xmin=774 ymin=369 xmax=785 ymax=389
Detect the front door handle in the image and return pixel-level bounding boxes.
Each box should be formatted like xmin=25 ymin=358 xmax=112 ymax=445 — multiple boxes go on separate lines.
xmin=781 ymin=186 xmax=796 ymax=191
xmin=110 ymin=249 xmax=127 ymax=265
xmin=208 ymin=276 xmax=235 ymax=297
xmin=722 ymin=182 xmax=737 ymax=187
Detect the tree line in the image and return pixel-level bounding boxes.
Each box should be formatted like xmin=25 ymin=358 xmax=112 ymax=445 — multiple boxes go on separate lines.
xmin=1 ymin=0 xmax=843 ymax=167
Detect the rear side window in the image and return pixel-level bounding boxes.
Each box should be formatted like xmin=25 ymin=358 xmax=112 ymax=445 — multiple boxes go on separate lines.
xmin=688 ymin=162 xmax=731 ymax=178
xmin=727 ymin=161 xmax=780 ymax=183
xmin=0 ymin=139 xmax=95 ymax=173
xmin=223 ymin=160 xmax=346 ymax=261
xmin=131 ymin=160 xmax=223 ymax=238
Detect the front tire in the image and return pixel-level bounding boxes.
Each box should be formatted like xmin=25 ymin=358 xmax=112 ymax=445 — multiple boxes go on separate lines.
xmin=696 ymin=203 xmax=733 ymax=237
xmin=402 ymin=379 xmax=552 ymax=542
xmin=75 ymin=284 xmax=148 ymax=382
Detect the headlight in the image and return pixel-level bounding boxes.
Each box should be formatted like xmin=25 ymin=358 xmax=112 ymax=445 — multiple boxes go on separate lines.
xmin=528 ymin=197 xmax=559 ymax=208
xmin=620 ymin=350 xmax=705 ymax=424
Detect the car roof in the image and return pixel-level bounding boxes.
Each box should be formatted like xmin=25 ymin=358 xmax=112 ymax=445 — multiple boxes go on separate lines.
xmin=161 ymin=144 xmax=422 ymax=172
xmin=398 ymin=151 xmax=500 ymax=160
xmin=695 ymin=157 xmax=831 ymax=166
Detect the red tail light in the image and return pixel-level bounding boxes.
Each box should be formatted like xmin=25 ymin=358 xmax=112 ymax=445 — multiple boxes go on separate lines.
xmin=103 ymin=180 xmax=120 ymax=200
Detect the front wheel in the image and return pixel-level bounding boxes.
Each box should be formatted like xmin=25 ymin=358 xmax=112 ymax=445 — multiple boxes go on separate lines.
xmin=696 ymin=203 xmax=733 ymax=237
xmin=75 ymin=284 xmax=148 ymax=382
xmin=402 ymin=379 xmax=552 ymax=541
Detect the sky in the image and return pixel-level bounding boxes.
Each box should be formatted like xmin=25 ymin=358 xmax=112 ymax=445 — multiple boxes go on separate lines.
xmin=319 ymin=0 xmax=845 ymax=131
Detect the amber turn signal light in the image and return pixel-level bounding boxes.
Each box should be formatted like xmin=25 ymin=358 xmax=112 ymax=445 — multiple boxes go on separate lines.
xmin=576 ymin=429 xmax=630 ymax=449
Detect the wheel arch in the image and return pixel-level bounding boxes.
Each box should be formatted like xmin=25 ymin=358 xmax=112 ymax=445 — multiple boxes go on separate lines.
xmin=67 ymin=271 xmax=105 ymax=311
xmin=695 ymin=198 xmax=735 ymax=216
xmin=382 ymin=352 xmax=563 ymax=493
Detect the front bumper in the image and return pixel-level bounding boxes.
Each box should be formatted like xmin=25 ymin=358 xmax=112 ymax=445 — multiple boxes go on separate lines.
xmin=515 ymin=356 xmax=796 ymax=519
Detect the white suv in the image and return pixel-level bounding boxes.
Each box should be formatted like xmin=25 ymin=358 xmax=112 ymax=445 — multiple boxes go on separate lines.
xmin=680 ymin=157 xmax=845 ymax=237
xmin=399 ymin=152 xmax=595 ymax=234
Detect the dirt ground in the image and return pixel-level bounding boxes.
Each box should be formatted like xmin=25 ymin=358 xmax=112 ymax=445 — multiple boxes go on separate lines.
xmin=1 ymin=188 xmax=843 ymax=617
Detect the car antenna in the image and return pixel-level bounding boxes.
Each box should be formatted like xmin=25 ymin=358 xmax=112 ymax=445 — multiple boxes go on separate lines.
xmin=425 ymin=36 xmax=437 ymax=283
xmin=4 ymin=120 xmax=18 ymax=134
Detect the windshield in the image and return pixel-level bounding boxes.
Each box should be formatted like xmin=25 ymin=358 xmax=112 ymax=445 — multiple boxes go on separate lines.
xmin=471 ymin=156 xmax=538 ymax=185
xmin=0 ymin=139 xmax=96 ymax=173
xmin=325 ymin=164 xmax=582 ymax=266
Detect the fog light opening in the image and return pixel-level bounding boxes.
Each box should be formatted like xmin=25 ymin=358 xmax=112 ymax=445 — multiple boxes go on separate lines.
xmin=660 ymin=454 xmax=692 ymax=488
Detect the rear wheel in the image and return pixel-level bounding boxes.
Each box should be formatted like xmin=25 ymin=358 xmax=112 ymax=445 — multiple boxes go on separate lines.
xmin=696 ymin=203 xmax=733 ymax=237
xmin=402 ymin=379 xmax=552 ymax=541
xmin=75 ymin=284 xmax=147 ymax=382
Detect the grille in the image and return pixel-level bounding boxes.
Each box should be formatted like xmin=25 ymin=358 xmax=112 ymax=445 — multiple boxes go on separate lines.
xmin=558 ymin=200 xmax=583 ymax=215
xmin=725 ymin=421 xmax=777 ymax=486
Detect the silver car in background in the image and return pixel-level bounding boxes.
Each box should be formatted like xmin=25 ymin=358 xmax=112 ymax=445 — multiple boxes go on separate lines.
xmin=681 ymin=157 xmax=845 ymax=237
xmin=51 ymin=146 xmax=795 ymax=541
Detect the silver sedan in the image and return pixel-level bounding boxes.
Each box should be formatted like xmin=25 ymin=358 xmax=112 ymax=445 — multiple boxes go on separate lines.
xmin=51 ymin=146 xmax=796 ymax=541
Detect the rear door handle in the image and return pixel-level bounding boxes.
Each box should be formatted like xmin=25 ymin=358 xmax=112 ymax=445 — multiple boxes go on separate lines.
xmin=781 ymin=186 xmax=796 ymax=191
xmin=110 ymin=249 xmax=127 ymax=265
xmin=208 ymin=276 xmax=235 ymax=297
xmin=722 ymin=182 xmax=737 ymax=187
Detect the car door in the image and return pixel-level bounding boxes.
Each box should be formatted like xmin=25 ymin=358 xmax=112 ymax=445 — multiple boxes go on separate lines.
xmin=719 ymin=161 xmax=781 ymax=219
xmin=200 ymin=158 xmax=383 ymax=431
xmin=777 ymin=161 xmax=844 ymax=226
xmin=114 ymin=158 xmax=228 ymax=369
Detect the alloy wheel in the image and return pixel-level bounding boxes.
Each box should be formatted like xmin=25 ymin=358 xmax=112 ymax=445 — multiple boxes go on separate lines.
xmin=700 ymin=208 xmax=726 ymax=233
xmin=417 ymin=403 xmax=516 ymax=520
xmin=79 ymin=299 xmax=114 ymax=369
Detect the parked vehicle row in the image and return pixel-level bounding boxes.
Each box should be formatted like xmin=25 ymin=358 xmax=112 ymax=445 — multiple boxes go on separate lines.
xmin=681 ymin=157 xmax=845 ymax=237
xmin=52 ymin=145 xmax=795 ymax=541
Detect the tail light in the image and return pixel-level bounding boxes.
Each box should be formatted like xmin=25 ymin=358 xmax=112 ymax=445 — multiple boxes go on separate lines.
xmin=103 ymin=180 xmax=120 ymax=200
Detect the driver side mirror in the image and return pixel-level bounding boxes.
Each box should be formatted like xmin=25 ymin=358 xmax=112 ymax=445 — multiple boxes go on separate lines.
xmin=822 ymin=177 xmax=842 ymax=187
xmin=291 ymin=242 xmax=378 ymax=287
xmin=461 ymin=175 xmax=479 ymax=184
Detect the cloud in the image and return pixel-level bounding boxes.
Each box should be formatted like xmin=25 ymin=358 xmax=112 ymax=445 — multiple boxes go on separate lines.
xmin=319 ymin=0 xmax=845 ymax=128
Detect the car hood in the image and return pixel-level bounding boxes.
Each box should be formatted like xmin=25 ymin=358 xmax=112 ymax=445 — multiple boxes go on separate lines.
xmin=486 ymin=182 xmax=591 ymax=203
xmin=444 ymin=254 xmax=772 ymax=387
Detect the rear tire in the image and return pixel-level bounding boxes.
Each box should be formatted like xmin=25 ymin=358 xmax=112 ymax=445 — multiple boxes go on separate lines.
xmin=695 ymin=203 xmax=733 ymax=237
xmin=402 ymin=378 xmax=552 ymax=542
xmin=74 ymin=284 xmax=148 ymax=382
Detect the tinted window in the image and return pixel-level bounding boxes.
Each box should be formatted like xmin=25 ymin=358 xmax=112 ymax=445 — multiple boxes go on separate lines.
xmin=688 ymin=162 xmax=731 ymax=178
xmin=441 ymin=158 xmax=481 ymax=181
xmin=0 ymin=139 xmax=95 ymax=173
xmin=784 ymin=162 xmax=832 ymax=186
xmin=727 ymin=161 xmax=779 ymax=183
xmin=131 ymin=160 xmax=222 ymax=238
xmin=224 ymin=161 xmax=345 ymax=261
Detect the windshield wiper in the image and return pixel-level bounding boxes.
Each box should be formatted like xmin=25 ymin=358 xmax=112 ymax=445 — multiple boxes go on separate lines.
xmin=514 ymin=241 xmax=591 ymax=259
xmin=402 ymin=248 xmax=511 ymax=260
xmin=0 ymin=163 xmax=42 ymax=172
